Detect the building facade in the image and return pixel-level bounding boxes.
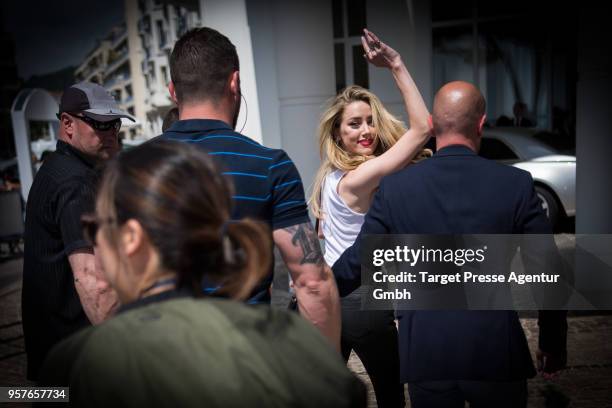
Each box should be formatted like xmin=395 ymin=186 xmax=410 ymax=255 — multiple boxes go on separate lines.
xmin=75 ymin=23 xmax=143 ymax=143
xmin=128 ymin=0 xmax=200 ymax=137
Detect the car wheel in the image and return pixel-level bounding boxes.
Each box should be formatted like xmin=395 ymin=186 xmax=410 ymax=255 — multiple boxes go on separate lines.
xmin=535 ymin=186 xmax=559 ymax=229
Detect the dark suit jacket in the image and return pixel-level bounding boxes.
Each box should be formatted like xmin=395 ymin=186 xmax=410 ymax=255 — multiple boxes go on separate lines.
xmin=332 ymin=145 xmax=567 ymax=382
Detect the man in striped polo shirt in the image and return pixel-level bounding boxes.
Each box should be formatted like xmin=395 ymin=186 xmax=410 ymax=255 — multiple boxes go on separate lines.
xmin=160 ymin=27 xmax=341 ymax=349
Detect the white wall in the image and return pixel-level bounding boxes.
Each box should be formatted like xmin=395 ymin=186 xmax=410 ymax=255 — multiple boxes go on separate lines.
xmin=273 ymin=0 xmax=335 ymax=191
xmin=246 ymin=0 xmax=282 ymax=148
xmin=248 ymin=0 xmax=335 ymax=192
xmin=200 ymin=0 xmax=263 ymax=143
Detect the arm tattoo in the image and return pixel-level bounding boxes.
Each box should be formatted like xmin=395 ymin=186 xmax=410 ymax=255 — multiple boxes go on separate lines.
xmin=284 ymin=223 xmax=325 ymax=266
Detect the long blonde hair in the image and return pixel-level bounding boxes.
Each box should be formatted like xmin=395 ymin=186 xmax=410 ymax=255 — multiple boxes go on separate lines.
xmin=309 ymin=85 xmax=430 ymax=218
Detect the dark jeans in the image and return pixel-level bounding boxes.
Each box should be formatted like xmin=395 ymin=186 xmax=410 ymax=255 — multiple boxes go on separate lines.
xmin=409 ymin=379 xmax=527 ymax=408
xmin=341 ymin=308 xmax=405 ymax=408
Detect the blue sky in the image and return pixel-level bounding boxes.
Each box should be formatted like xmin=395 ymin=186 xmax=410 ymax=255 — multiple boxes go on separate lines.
xmin=1 ymin=0 xmax=124 ymax=80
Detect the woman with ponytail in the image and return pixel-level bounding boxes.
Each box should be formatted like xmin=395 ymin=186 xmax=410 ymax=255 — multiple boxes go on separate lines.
xmin=41 ymin=140 xmax=365 ymax=407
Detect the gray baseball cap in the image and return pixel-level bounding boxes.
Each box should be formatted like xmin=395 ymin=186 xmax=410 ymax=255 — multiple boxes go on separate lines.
xmin=58 ymin=81 xmax=136 ymax=122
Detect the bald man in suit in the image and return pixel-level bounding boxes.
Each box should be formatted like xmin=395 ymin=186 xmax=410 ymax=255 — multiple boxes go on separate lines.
xmin=333 ymin=81 xmax=567 ymax=408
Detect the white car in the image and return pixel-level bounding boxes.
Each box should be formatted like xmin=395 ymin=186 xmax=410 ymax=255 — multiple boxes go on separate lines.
xmin=480 ymin=128 xmax=575 ymax=229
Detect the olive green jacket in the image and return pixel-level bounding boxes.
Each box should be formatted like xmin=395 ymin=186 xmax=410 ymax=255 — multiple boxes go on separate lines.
xmin=41 ymin=298 xmax=366 ymax=408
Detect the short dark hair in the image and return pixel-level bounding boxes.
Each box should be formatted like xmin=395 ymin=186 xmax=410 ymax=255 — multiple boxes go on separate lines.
xmin=170 ymin=27 xmax=239 ymax=105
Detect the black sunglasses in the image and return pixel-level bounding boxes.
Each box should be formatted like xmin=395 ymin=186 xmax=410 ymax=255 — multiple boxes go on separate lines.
xmin=81 ymin=214 xmax=115 ymax=245
xmin=59 ymin=112 xmax=122 ymax=132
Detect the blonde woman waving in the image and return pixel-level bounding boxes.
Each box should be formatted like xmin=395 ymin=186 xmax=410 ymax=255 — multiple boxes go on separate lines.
xmin=310 ymin=29 xmax=431 ymax=408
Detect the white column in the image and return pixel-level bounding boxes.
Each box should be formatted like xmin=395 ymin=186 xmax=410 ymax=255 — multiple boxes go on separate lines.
xmin=200 ymin=0 xmax=263 ymax=143
xmin=270 ymin=0 xmax=336 ymax=189
xmin=246 ymin=0 xmax=282 ymax=148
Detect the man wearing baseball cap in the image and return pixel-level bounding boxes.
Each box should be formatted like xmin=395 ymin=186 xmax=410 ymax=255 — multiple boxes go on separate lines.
xmin=21 ymin=82 xmax=134 ymax=381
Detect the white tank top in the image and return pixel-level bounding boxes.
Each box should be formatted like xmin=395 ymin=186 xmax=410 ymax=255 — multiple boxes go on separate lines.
xmin=321 ymin=169 xmax=365 ymax=266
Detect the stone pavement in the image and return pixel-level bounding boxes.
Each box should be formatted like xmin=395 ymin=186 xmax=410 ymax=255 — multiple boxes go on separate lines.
xmin=3 ymin=255 xmax=612 ymax=407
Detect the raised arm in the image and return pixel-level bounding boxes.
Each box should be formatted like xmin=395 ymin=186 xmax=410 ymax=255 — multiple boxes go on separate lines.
xmin=273 ymin=222 xmax=341 ymax=351
xmin=363 ymin=29 xmax=430 ymax=133
xmin=342 ymin=29 xmax=431 ymax=198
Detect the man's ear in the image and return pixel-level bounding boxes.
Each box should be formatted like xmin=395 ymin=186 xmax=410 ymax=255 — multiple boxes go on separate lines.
xmin=121 ymin=219 xmax=145 ymax=257
xmin=229 ymin=71 xmax=240 ymax=99
xmin=61 ymin=113 xmax=75 ymax=140
xmin=477 ymin=114 xmax=487 ymax=135
xmin=428 ymin=115 xmax=435 ymax=136
xmin=168 ymin=81 xmax=178 ymax=104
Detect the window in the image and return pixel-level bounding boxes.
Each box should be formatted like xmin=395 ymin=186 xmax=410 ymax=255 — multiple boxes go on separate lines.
xmin=156 ymin=20 xmax=166 ymax=48
xmin=176 ymin=14 xmax=187 ymax=38
xmin=432 ymin=0 xmax=576 ymax=136
xmin=332 ymin=0 xmax=368 ymax=93
xmin=346 ymin=0 xmax=366 ymax=36
xmin=479 ymin=138 xmax=518 ymax=161
xmin=161 ymin=66 xmax=169 ymax=85
xmin=139 ymin=16 xmax=151 ymax=35
xmin=433 ymin=26 xmax=473 ymax=86
xmin=334 ymin=43 xmax=345 ymax=92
